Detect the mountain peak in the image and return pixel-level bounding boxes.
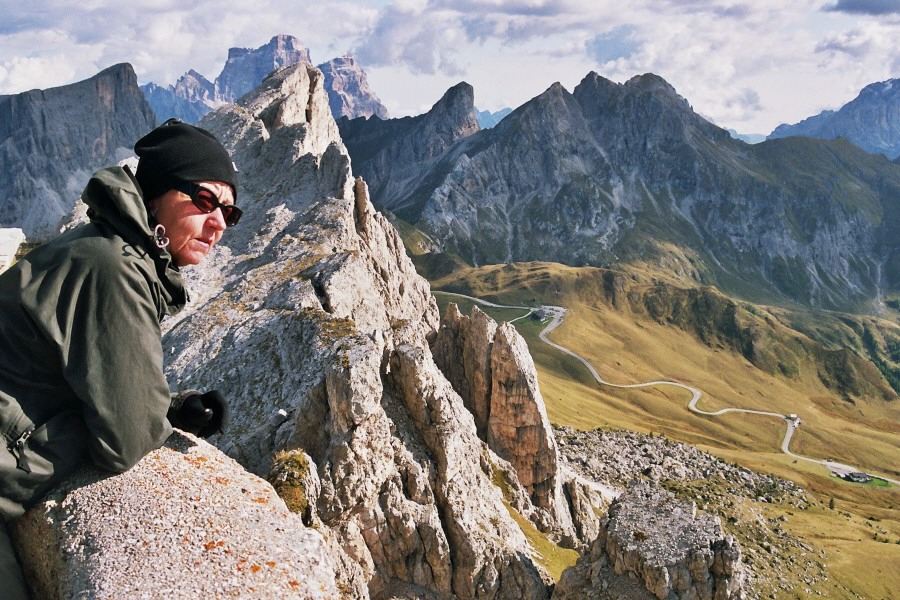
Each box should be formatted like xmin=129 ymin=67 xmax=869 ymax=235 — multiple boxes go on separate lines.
xmin=433 ymin=81 xmax=474 ymax=109
xmin=316 ymin=54 xmax=389 ymax=120
xmin=216 ymin=35 xmax=311 ymax=102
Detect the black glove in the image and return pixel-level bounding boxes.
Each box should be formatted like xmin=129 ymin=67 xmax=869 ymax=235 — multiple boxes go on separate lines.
xmin=168 ymin=390 xmax=230 ymax=438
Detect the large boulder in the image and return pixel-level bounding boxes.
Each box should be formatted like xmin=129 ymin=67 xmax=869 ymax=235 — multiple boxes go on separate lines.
xmin=12 ymin=432 xmax=337 ymax=599
xmin=553 ymin=483 xmax=745 ymax=600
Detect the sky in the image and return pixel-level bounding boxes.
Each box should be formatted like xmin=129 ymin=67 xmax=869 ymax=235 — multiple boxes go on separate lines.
xmin=0 ymin=0 xmax=897 ymax=135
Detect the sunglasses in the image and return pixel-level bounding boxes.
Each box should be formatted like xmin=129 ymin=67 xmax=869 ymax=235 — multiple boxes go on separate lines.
xmin=174 ymin=182 xmax=242 ymax=226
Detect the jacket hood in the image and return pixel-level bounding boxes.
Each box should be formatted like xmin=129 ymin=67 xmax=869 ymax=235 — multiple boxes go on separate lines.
xmin=81 ymin=166 xmax=187 ymax=314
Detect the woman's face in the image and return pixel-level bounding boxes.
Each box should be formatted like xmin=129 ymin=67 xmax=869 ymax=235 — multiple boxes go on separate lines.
xmin=150 ymin=181 xmax=235 ymax=266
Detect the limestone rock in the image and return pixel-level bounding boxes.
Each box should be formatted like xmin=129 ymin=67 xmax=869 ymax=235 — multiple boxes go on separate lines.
xmin=432 ymin=304 xmax=577 ymax=545
xmin=161 ymin=62 xmax=550 ymax=599
xmin=216 ymin=35 xmax=312 ymax=104
xmin=12 ymin=432 xmax=337 ymax=600
xmin=552 ymin=483 xmax=745 ymax=600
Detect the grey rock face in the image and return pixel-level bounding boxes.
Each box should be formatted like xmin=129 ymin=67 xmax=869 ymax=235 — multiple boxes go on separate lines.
xmin=12 ymin=432 xmax=337 ymax=600
xmin=0 ymin=63 xmax=155 ymax=239
xmin=336 ymin=81 xmax=480 ymax=221
xmin=769 ymin=78 xmax=900 ymax=159
xmin=216 ymin=35 xmax=312 ymax=103
xmin=432 ymin=304 xmax=577 ymax=543
xmin=317 ymin=55 xmax=389 ymax=120
xmin=163 ymin=62 xmax=550 ymax=599
xmin=339 ymin=72 xmax=900 ymax=310
xmin=553 ymin=483 xmax=745 ymax=600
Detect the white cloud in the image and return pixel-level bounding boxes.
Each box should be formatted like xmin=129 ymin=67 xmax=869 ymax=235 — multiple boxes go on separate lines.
xmin=0 ymin=1 xmax=896 ymax=134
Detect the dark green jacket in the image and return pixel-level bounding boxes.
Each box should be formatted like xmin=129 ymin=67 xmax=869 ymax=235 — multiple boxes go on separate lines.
xmin=0 ymin=166 xmax=187 ymax=520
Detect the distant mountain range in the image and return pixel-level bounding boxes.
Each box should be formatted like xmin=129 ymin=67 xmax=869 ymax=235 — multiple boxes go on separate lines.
xmin=768 ymin=78 xmax=899 ymax=159
xmin=476 ymin=107 xmax=512 ymax=129
xmin=1 ymin=51 xmax=896 ymax=314
xmin=338 ymin=72 xmax=899 ymax=311
xmin=141 ymin=34 xmax=388 ymax=124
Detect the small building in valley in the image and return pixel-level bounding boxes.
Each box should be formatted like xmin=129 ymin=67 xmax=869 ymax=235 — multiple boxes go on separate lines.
xmin=842 ymin=472 xmax=872 ymax=483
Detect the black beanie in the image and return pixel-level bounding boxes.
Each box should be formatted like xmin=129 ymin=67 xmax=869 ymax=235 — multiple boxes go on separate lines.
xmin=134 ymin=118 xmax=238 ymax=203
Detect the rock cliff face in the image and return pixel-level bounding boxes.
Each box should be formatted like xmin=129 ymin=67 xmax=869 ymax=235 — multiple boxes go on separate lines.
xmin=143 ymin=35 xmax=388 ymax=125
xmin=161 ymin=62 xmax=551 ymax=599
xmin=339 ymin=72 xmax=900 ymax=311
xmin=336 ymin=82 xmax=480 ymax=221
xmin=216 ymin=35 xmax=312 ymax=103
xmin=0 ymin=63 xmax=155 ymax=239
xmin=769 ymin=78 xmax=900 ymax=159
xmin=553 ymin=484 xmax=745 ymax=600
xmin=141 ymin=70 xmax=218 ymax=123
xmin=318 ymin=55 xmax=390 ymax=120
xmin=12 ymin=433 xmax=338 ymax=599
xmin=432 ymin=305 xmax=577 ymax=543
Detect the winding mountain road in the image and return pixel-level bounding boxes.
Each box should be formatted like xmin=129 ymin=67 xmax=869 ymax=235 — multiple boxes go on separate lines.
xmin=436 ymin=292 xmax=900 ymax=486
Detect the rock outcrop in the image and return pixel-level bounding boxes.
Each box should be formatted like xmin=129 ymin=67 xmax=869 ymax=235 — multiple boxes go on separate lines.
xmin=432 ymin=304 xmax=577 ymax=543
xmin=160 ymin=62 xmax=551 ymax=599
xmin=553 ymin=483 xmax=745 ymax=600
xmin=11 ymin=432 xmax=337 ymax=599
xmin=769 ymin=78 xmax=900 ymax=159
xmin=0 ymin=63 xmax=156 ymax=239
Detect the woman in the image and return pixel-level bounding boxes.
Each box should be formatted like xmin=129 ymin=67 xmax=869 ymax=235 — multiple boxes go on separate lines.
xmin=0 ymin=119 xmax=239 ymax=598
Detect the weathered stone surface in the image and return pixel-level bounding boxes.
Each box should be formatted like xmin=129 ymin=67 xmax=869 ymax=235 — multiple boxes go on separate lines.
xmin=432 ymin=304 xmax=577 ymax=545
xmin=12 ymin=432 xmax=337 ymax=600
xmin=552 ymin=483 xmax=745 ymax=600
xmin=432 ymin=303 xmax=495 ymax=437
xmin=160 ymin=62 xmax=550 ymax=599
xmin=0 ymin=63 xmax=155 ymax=239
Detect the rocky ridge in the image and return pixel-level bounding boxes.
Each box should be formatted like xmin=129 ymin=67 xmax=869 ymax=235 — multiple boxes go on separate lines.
xmin=769 ymin=78 xmax=900 ymax=159
xmin=160 ymin=61 xmax=552 ymax=599
xmin=0 ymin=63 xmax=155 ymax=239
xmin=432 ymin=304 xmax=580 ymax=544
xmin=338 ymin=72 xmax=900 ymax=311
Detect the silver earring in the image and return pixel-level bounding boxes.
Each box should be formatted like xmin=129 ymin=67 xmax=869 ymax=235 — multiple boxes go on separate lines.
xmin=153 ymin=224 xmax=170 ymax=248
